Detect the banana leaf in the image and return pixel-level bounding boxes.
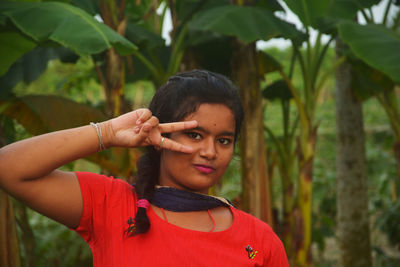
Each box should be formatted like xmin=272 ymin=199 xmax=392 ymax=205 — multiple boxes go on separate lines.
xmin=339 ymin=22 xmax=400 ymax=85
xmin=0 ymin=31 xmax=36 ymax=76
xmin=0 ymin=47 xmax=78 ymax=100
xmin=189 ymin=5 xmax=305 ymax=44
xmin=3 ymin=95 xmax=106 ymax=133
xmin=0 ymin=1 xmax=137 ymax=57
xmin=282 ymin=0 xmax=380 ymax=31
xmin=262 ymin=79 xmax=293 ymax=101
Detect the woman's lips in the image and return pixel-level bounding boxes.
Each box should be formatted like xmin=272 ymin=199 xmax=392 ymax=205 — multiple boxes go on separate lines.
xmin=194 ymin=164 xmax=215 ymax=174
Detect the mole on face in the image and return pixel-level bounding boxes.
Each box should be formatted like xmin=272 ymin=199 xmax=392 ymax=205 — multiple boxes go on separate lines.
xmin=214 ymin=123 xmax=217 ymax=126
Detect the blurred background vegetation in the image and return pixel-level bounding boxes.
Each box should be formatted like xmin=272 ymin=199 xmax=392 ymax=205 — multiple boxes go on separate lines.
xmin=1 ymin=0 xmax=400 ymax=266
xmin=8 ymin=47 xmax=400 ymax=267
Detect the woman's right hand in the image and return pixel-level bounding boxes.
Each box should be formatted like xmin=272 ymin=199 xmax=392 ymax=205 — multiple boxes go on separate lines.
xmin=104 ymin=108 xmax=198 ymax=153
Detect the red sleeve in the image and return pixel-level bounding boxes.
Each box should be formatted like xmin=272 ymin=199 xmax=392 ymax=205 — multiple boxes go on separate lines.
xmin=72 ymin=172 xmax=136 ymax=244
xmin=263 ymin=231 xmax=290 ymax=267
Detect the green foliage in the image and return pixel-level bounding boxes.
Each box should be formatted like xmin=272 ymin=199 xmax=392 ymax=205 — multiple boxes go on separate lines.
xmin=175 ymin=0 xmax=226 ymax=23
xmin=189 ymin=5 xmax=304 ymax=43
xmin=376 ymin=200 xmax=400 ymax=248
xmin=29 ymin=211 xmax=92 ymax=267
xmin=312 ymin=127 xmax=337 ymax=256
xmin=373 ymin=248 xmax=400 ymax=267
xmin=351 ymin=58 xmax=395 ymax=101
xmin=125 ymin=22 xmax=165 ymax=51
xmin=282 ymin=0 xmax=332 ymax=28
xmin=263 ymin=80 xmax=292 ymax=101
xmin=282 ymin=0 xmax=380 ymax=32
xmin=12 ymin=57 xmax=100 ymax=103
xmin=255 ymin=0 xmax=284 ymax=12
xmin=71 ymin=0 xmax=99 ymax=16
xmin=0 ymin=115 xmax=16 ymax=143
xmin=338 ymin=22 xmax=400 ymax=85
xmin=0 ymin=31 xmax=36 ymax=76
xmin=124 ymin=80 xmax=155 ymax=108
xmin=3 ymin=95 xmax=106 ymax=134
xmin=0 ymin=47 xmax=79 ymax=100
xmin=264 ymin=47 xmax=398 ymax=264
xmin=125 ymin=0 xmax=158 ymax=25
xmin=184 ymin=35 xmax=234 ymax=76
xmin=219 ymin=153 xmax=242 ymax=201
xmin=0 ymin=1 xmax=137 ymax=57
xmin=261 ymin=47 xmax=301 ymax=89
xmin=258 ymin=50 xmax=283 ymax=77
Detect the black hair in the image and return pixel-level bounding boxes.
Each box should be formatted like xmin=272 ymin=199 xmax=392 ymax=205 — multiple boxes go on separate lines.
xmin=132 ymin=69 xmax=244 ymax=235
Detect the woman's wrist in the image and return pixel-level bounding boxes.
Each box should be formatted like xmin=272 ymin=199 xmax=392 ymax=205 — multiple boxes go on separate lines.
xmin=98 ymin=120 xmax=115 ymax=149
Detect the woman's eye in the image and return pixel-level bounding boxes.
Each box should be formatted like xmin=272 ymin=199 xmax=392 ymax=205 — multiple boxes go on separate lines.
xmin=218 ymin=138 xmax=232 ymax=145
xmin=187 ymin=132 xmax=201 ymax=140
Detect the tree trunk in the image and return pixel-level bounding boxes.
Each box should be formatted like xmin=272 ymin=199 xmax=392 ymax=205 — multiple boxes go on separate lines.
xmin=0 ymin=190 xmax=21 ymax=267
xmin=335 ymin=38 xmax=372 ymax=267
xmin=294 ymin=129 xmax=316 ymax=267
xmin=231 ymin=40 xmax=272 ymax=225
xmin=97 ymin=1 xmax=127 ymax=117
xmin=0 ymin=119 xmax=21 ymax=267
xmin=15 ymin=203 xmax=36 ymax=267
xmin=104 ymin=47 xmax=126 ymax=117
xmin=281 ymin=166 xmax=295 ymax=262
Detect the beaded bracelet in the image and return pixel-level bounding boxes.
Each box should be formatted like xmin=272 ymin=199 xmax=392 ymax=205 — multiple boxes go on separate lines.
xmin=90 ymin=122 xmax=105 ymax=151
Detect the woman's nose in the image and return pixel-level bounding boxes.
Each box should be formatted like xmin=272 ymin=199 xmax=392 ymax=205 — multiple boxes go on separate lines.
xmin=199 ymin=138 xmax=217 ymax=159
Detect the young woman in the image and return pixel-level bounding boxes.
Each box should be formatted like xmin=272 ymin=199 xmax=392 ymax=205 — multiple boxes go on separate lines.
xmin=0 ymin=70 xmax=289 ymax=266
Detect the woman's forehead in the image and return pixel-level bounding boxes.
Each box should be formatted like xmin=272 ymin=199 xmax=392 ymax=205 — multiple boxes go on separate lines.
xmin=184 ymin=104 xmax=235 ymax=130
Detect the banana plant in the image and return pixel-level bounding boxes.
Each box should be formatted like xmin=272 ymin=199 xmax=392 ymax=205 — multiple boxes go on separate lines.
xmin=277 ymin=0 xmax=384 ymax=265
xmin=338 ymin=0 xmax=400 ymax=197
xmin=261 ymin=51 xmax=299 ymax=260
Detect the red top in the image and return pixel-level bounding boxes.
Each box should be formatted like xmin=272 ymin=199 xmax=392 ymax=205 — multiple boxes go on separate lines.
xmin=73 ymin=172 xmax=289 ymax=267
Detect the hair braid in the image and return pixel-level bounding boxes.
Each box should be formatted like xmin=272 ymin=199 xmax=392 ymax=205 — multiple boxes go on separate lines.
xmin=131 ymin=148 xmax=160 ymax=235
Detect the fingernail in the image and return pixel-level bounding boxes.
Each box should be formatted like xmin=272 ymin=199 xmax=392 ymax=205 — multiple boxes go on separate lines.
xmin=136 ymin=119 xmax=141 ymax=125
xmin=134 ymin=126 xmax=140 ymax=133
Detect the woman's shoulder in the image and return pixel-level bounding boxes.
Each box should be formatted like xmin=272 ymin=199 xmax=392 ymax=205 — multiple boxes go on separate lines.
xmin=232 ymin=208 xmax=285 ymax=247
xmin=233 ymin=208 xmax=274 ymax=232
xmin=74 ymin=171 xmax=136 ymax=198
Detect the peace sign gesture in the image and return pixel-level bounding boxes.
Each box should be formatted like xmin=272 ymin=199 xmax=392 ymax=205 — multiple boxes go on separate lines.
xmin=106 ymin=108 xmax=198 ymax=153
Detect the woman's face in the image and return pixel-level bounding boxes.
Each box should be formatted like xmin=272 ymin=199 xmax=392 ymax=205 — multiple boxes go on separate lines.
xmin=159 ymin=103 xmax=235 ymax=194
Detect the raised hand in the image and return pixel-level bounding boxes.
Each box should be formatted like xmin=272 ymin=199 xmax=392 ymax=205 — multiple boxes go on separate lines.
xmin=105 ymin=108 xmax=198 ymax=153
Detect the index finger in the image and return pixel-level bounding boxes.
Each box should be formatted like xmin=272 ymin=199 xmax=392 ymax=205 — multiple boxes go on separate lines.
xmin=158 ymin=120 xmax=198 ymax=134
xmin=160 ymin=137 xmax=194 ymax=154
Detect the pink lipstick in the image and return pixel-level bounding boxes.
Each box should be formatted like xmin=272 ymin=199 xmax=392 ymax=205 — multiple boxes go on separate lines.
xmin=194 ymin=164 xmax=215 ymax=174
